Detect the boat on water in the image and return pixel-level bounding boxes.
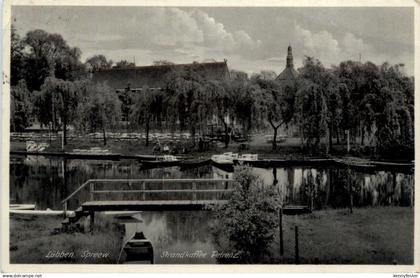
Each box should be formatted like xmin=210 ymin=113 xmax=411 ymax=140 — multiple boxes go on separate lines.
xmin=26 ymin=141 xmax=49 ymax=152
xmin=122 ymin=232 xmax=154 ymax=264
xmin=237 ymin=154 xmax=258 ymax=162
xmin=179 ymin=158 xmax=211 ymax=169
xmin=211 ymin=153 xmax=238 ymax=171
xmin=140 ymin=155 xmax=180 ymax=168
xmin=211 ymin=152 xmax=238 ymax=164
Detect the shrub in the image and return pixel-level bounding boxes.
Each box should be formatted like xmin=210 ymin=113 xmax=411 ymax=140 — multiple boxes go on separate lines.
xmin=211 ymin=167 xmax=280 ymax=263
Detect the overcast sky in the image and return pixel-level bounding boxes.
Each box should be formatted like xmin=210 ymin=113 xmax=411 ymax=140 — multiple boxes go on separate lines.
xmin=12 ymin=6 xmax=414 ymax=76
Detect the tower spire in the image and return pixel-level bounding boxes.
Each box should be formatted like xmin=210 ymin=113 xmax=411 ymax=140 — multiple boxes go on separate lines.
xmin=286 ymin=45 xmax=294 ymax=69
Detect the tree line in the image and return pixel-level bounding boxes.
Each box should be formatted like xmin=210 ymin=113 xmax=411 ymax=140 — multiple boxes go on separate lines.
xmin=11 ymin=28 xmax=414 ymax=158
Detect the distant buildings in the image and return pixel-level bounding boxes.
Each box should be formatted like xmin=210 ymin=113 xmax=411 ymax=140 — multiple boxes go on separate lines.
xmin=90 ymin=46 xmax=298 ymax=133
xmin=91 ymin=60 xmax=230 ymax=93
xmin=91 ymin=60 xmax=230 ymax=121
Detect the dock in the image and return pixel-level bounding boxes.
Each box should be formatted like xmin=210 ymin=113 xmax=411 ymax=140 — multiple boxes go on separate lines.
xmin=60 ymin=178 xmax=311 ymax=231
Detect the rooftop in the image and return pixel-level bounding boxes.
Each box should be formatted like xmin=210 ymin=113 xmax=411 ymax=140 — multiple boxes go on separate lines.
xmin=91 ymin=61 xmax=230 ymax=90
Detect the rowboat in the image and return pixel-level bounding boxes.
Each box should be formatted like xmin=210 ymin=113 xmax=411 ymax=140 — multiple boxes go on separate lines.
xmin=211 ymin=153 xmax=237 ymax=171
xmin=179 ymin=158 xmax=211 ymax=170
xmin=122 ymin=232 xmax=154 ymax=264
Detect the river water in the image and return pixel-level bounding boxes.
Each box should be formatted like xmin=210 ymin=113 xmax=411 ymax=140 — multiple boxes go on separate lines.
xmin=9 ymin=155 xmax=414 ymax=263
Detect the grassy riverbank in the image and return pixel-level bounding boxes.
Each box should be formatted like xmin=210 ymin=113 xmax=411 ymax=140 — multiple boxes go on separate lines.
xmin=9 ymin=207 xmax=414 ymax=264
xmin=276 ymin=207 xmax=414 ymax=264
xmin=10 ymin=135 xmax=397 ymax=161
xmin=10 ymin=214 xmax=124 ymax=264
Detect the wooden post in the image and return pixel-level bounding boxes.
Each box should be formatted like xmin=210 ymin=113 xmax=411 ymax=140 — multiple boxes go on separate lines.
xmin=90 ymin=183 xmax=94 ymax=201
xmin=294 ymin=225 xmax=299 ymax=264
xmin=142 ymin=181 xmax=145 ymax=201
xmin=279 ymin=208 xmax=284 ymax=257
xmin=63 ymin=201 xmax=68 ymax=219
xmin=192 ymin=182 xmax=197 ymax=201
xmin=89 ymin=211 xmax=95 ymax=233
xmin=346 ymin=129 xmax=350 ymax=153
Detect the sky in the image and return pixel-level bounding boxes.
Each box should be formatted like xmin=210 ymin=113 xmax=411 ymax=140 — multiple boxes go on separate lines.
xmin=11 ymin=6 xmax=415 ymax=76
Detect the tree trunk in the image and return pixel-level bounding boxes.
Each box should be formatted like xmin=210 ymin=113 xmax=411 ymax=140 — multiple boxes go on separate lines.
xmin=272 ymin=127 xmax=278 ymax=150
xmin=63 ymin=113 xmax=67 ymax=146
xmin=145 ymin=120 xmax=150 ymax=147
xmin=361 ymin=126 xmax=365 ymax=146
xmin=221 ymin=119 xmax=229 ymax=148
xmin=336 ymin=126 xmax=340 ymax=145
xmin=191 ymin=125 xmax=196 ymax=147
xmin=328 ymin=122 xmax=333 ymax=149
xmin=102 ymin=127 xmax=107 ymax=146
xmin=346 ymin=130 xmax=350 ymax=153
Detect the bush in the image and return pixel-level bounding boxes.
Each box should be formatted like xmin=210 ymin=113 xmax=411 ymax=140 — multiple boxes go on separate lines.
xmin=211 ymin=167 xmax=280 ymax=263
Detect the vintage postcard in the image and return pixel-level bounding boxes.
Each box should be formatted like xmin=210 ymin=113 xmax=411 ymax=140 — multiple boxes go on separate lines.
xmin=1 ymin=0 xmax=419 ymax=273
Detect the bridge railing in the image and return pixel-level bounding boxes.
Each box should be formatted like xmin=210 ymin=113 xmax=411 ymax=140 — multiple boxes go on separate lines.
xmin=61 ymin=178 xmax=233 ymax=213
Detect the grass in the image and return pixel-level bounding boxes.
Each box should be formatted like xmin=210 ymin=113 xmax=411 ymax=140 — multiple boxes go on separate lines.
xmin=10 ymin=214 xmax=124 ymax=264
xmin=273 ymin=207 xmax=414 ymax=264
xmin=9 ymin=207 xmax=414 ymax=264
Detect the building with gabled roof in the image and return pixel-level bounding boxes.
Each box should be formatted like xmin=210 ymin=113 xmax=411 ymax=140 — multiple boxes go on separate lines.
xmin=91 ymin=60 xmax=230 ymax=93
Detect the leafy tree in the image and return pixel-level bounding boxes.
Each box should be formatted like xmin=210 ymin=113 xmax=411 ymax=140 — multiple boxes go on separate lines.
xmin=76 ymin=83 xmax=121 ymax=145
xmin=10 ymin=80 xmax=32 ymax=131
xmin=130 ymin=87 xmax=164 ymax=146
xmin=11 ymin=26 xmax=26 ymax=86
xmin=114 ymin=60 xmax=135 ymax=68
xmin=252 ymin=77 xmax=295 ymax=150
xmin=85 ymin=54 xmax=113 ymax=72
xmin=164 ymin=70 xmax=207 ymax=145
xmin=205 ymin=81 xmax=234 ymax=148
xmin=35 ymin=77 xmax=81 ymax=144
xmin=211 ymin=167 xmax=280 ymax=263
xmin=153 ymin=60 xmax=175 ymax=66
xmin=229 ymin=70 xmax=248 ymax=82
xmin=23 ymin=29 xmax=85 ymax=91
xmin=295 ymin=79 xmax=329 ymax=152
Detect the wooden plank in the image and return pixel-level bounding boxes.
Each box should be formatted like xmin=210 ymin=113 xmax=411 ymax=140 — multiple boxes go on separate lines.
xmin=80 ymin=200 xmax=311 ymax=214
xmin=90 ymin=178 xmax=232 ymax=183
xmin=81 ymin=200 xmax=226 ymax=211
xmin=91 ymin=189 xmax=234 ymax=194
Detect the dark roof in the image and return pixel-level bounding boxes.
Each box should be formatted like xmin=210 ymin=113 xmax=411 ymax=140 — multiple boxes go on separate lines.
xmin=276 ymin=67 xmax=299 ymax=82
xmin=91 ymin=61 xmax=229 ymax=90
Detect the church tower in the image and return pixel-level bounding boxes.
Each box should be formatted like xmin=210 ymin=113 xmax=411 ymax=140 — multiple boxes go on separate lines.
xmin=276 ymin=45 xmax=298 ymax=86
xmin=286 ymin=45 xmax=294 ymax=69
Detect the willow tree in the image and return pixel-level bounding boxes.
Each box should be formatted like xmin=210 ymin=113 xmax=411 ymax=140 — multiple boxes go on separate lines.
xmin=35 ymin=77 xmax=80 ymax=145
xmin=11 ymin=80 xmax=33 ymax=131
xmin=295 ymin=80 xmax=329 ymax=152
xmin=76 ymin=83 xmax=121 ymax=145
xmin=251 ymin=77 xmax=295 ymax=150
xmin=163 ymin=71 xmax=207 ymax=145
xmin=205 ymin=81 xmax=235 ymax=148
xmin=130 ymin=87 xmax=164 ymax=146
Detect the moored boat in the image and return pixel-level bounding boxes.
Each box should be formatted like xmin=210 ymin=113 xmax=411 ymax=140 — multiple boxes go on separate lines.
xmin=179 ymin=158 xmax=211 ymax=169
xmin=122 ymin=232 xmax=154 ymax=264
xmin=140 ymin=155 xmax=180 ymax=168
xmin=211 ymin=153 xmax=236 ymax=171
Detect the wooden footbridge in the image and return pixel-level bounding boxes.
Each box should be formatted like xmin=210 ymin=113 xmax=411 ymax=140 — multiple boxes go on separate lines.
xmin=60 ymin=178 xmax=310 ymax=230
xmin=61 ymin=178 xmax=233 ymax=229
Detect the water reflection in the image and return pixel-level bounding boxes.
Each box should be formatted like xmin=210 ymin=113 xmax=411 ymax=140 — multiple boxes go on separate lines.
xmin=10 ymin=155 xmax=414 ymax=264
xmin=10 ymin=155 xmax=414 ymax=210
xmin=123 ymin=211 xmax=217 ymax=264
